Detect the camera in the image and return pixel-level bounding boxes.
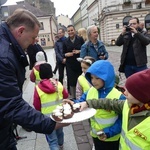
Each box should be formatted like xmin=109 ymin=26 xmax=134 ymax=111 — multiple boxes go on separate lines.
xmin=126 ymin=25 xmax=131 ymax=32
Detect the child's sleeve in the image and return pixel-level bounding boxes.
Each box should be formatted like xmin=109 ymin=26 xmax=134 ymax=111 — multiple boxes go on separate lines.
xmin=87 ymin=98 xmax=124 ymax=114
xmin=33 ymin=87 xmax=41 ymax=111
xmin=62 ymin=87 xmax=69 ymax=99
xmin=74 ymin=91 xmax=87 ymax=103
xmin=30 ymin=68 xmax=36 ymax=82
xmin=76 ymin=79 xmax=83 ymax=100
xmin=103 ymin=114 xmax=122 ymax=138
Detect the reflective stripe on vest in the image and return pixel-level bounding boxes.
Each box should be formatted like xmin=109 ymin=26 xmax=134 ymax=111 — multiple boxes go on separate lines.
xmin=94 ymin=116 xmax=118 ymax=125
xmin=42 ymin=100 xmax=63 ymax=108
xmin=78 ymin=75 xmax=90 ymax=93
xmin=36 ymin=81 xmax=63 ymax=115
xmin=120 ymin=100 xmax=150 ymax=150
xmin=33 ymin=68 xmax=41 ymax=84
xmin=86 ymin=87 xmax=121 ymax=141
xmin=120 ymin=129 xmax=141 ymax=150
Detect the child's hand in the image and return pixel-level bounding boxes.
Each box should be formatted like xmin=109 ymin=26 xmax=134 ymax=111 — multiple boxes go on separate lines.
xmin=63 ymin=99 xmax=74 ymax=105
xmin=79 ymin=101 xmax=88 ymax=111
xmin=97 ymin=131 xmax=107 ymax=141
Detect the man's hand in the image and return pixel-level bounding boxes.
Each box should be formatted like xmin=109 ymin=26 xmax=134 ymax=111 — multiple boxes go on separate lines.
xmin=122 ymin=26 xmax=126 ymax=35
xmin=65 ymin=52 xmax=73 ymax=57
xmin=130 ymin=26 xmax=138 ymax=33
xmin=62 ymin=58 xmax=66 ymax=64
xmin=73 ymin=49 xmax=80 ymax=54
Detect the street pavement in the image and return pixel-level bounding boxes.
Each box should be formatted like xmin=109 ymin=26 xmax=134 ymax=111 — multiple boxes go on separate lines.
xmin=16 ymin=45 xmax=150 ymax=150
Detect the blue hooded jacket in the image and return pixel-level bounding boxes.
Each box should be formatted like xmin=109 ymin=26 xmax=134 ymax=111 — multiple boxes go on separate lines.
xmin=75 ymin=60 xmax=125 ymax=138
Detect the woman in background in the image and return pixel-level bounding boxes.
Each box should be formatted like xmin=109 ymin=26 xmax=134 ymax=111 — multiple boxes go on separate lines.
xmin=78 ymin=28 xmax=87 ymax=42
xmin=80 ymin=25 xmax=108 ymax=61
xmin=63 ymin=25 xmax=84 ymax=99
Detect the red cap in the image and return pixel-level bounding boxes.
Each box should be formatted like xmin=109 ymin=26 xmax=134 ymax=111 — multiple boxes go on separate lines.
xmin=125 ymin=69 xmax=150 ymax=104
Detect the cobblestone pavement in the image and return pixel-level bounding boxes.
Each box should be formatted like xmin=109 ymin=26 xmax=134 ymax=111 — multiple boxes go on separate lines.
xmin=17 ymin=46 xmax=150 ymax=150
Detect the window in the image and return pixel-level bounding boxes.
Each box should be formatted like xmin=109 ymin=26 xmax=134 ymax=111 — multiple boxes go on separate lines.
xmin=40 ymin=22 xmax=44 ymax=30
xmin=123 ymin=0 xmax=131 ymax=5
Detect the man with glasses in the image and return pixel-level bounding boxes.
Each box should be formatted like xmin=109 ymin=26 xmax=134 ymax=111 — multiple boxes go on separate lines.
xmin=116 ymin=17 xmax=150 ymax=78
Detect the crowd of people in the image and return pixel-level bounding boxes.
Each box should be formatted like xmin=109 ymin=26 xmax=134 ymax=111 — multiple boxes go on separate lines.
xmin=1 ymin=8 xmax=150 ymax=150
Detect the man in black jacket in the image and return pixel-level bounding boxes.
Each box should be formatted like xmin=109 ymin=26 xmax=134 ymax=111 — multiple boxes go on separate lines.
xmin=116 ymin=17 xmax=150 ymax=78
xmin=54 ymin=28 xmax=66 ymax=84
xmin=0 ymin=8 xmax=65 ymax=150
xmin=27 ymin=37 xmax=47 ymax=70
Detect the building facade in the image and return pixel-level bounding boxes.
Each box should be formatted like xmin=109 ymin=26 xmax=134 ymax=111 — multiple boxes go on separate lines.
xmin=57 ymin=14 xmax=72 ymax=28
xmin=99 ymin=0 xmax=150 ymax=45
xmin=1 ymin=0 xmax=57 ymax=48
xmin=72 ymin=0 xmax=150 ymax=45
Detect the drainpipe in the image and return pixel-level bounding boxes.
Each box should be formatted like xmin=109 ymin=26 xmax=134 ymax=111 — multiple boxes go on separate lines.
xmin=50 ymin=15 xmax=54 ymax=47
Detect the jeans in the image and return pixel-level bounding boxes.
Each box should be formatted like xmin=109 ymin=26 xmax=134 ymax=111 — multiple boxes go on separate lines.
xmin=124 ymin=65 xmax=147 ymax=78
xmin=46 ymin=127 xmax=64 ymax=150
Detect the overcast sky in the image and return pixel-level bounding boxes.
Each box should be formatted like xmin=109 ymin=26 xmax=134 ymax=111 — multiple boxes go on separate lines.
xmin=51 ymin=0 xmax=81 ymax=18
xmin=4 ymin=0 xmax=82 ymax=18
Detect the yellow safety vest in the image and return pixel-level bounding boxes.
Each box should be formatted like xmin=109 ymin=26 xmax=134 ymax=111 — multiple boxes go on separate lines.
xmin=86 ymin=87 xmax=121 ymax=141
xmin=78 ymin=75 xmax=90 ymax=93
xmin=33 ymin=68 xmax=41 ymax=84
xmin=120 ymin=101 xmax=150 ymax=150
xmin=36 ymin=81 xmax=63 ymax=116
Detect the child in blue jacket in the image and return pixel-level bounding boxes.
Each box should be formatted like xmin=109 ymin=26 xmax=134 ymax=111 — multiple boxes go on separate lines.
xmin=65 ymin=60 xmax=125 ymax=150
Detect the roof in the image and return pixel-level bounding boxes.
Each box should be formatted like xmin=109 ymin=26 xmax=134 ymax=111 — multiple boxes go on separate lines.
xmin=8 ymin=1 xmax=51 ymax=17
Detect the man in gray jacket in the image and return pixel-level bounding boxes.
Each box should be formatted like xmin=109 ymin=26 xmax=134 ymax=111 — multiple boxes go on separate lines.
xmin=116 ymin=17 xmax=150 ymax=78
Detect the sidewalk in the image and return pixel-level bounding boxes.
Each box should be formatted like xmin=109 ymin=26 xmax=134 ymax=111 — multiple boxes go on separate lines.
xmin=17 ymin=47 xmax=150 ymax=150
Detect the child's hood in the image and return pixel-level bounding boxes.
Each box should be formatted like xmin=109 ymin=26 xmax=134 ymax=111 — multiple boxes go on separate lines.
xmin=85 ymin=60 xmax=115 ymax=89
xmin=38 ymin=79 xmax=57 ymax=94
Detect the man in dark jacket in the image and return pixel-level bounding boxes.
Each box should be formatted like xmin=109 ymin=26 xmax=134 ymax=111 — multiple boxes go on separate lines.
xmin=116 ymin=17 xmax=150 ymax=78
xmin=0 ymin=8 xmax=64 ymax=150
xmin=54 ymin=28 xmax=66 ymax=84
xmin=26 ymin=37 xmax=47 ymax=70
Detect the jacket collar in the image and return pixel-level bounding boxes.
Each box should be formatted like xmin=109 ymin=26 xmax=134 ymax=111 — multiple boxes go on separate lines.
xmin=1 ymin=22 xmax=29 ymax=67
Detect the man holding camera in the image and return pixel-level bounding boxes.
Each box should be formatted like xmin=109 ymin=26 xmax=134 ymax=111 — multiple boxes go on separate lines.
xmin=116 ymin=17 xmax=150 ymax=78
